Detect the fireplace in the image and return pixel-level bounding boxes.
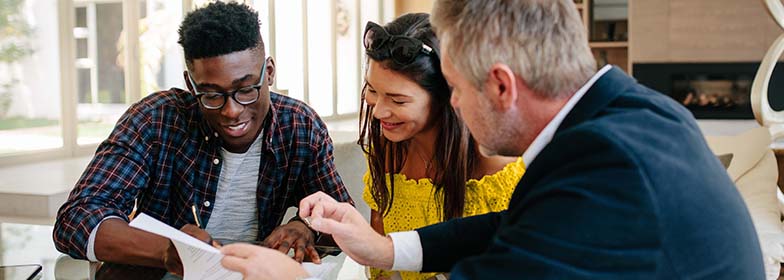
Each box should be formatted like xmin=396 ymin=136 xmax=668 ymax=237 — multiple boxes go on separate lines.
xmin=633 ymin=63 xmax=784 ymax=119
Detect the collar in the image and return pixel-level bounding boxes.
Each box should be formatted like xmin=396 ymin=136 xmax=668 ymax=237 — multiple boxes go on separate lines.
xmin=260 ymin=93 xmax=281 ymax=153
xmin=521 ymin=65 xmax=613 ymax=166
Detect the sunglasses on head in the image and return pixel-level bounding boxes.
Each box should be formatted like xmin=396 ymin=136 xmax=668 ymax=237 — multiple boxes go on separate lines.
xmin=363 ymin=21 xmax=433 ymax=65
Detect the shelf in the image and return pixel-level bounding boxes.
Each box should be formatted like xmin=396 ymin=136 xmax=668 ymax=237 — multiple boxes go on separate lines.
xmin=578 ymin=0 xmax=632 ymax=74
xmin=589 ymin=41 xmax=628 ymax=48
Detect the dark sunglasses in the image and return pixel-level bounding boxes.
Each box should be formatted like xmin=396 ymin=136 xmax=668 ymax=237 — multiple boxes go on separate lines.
xmin=363 ymin=21 xmax=433 ymax=65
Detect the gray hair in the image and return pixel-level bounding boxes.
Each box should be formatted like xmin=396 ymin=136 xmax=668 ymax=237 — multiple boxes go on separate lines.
xmin=431 ymin=0 xmax=596 ymax=98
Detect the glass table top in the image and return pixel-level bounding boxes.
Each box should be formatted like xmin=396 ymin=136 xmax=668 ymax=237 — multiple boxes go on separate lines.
xmin=0 ymin=222 xmax=60 ymax=280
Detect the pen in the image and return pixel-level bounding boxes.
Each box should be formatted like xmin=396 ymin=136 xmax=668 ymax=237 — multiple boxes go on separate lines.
xmin=191 ymin=205 xmax=202 ymax=228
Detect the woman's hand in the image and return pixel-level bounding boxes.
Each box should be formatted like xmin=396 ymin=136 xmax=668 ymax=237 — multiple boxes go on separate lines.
xmin=299 ymin=191 xmax=395 ymax=269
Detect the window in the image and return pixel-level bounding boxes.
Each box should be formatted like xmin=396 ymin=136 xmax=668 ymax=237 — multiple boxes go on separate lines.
xmin=74 ymin=1 xmax=127 ymax=145
xmin=0 ymin=0 xmax=63 ymax=157
xmin=0 ymin=0 xmax=391 ymax=165
xmin=74 ymin=0 xmax=184 ymax=146
xmin=252 ymin=0 xmax=390 ymax=119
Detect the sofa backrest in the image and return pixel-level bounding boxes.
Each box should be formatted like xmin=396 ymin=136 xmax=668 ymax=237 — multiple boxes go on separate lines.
xmin=332 ymin=141 xmax=370 ymax=220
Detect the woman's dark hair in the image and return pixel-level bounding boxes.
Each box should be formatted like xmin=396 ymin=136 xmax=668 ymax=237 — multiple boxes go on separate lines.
xmin=358 ymin=13 xmax=478 ymax=221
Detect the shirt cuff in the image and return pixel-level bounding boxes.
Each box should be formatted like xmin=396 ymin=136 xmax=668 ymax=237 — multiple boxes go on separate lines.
xmin=86 ymin=216 xmax=123 ymax=262
xmin=389 ymin=231 xmax=423 ymax=272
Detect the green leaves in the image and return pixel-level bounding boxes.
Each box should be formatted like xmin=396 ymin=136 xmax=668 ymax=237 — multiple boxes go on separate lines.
xmin=0 ymin=0 xmax=34 ymax=63
xmin=0 ymin=43 xmax=32 ymax=63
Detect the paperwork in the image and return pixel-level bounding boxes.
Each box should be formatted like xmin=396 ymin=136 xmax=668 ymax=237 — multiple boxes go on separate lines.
xmin=129 ymin=213 xmax=339 ymax=279
xmin=129 ymin=213 xmax=242 ymax=280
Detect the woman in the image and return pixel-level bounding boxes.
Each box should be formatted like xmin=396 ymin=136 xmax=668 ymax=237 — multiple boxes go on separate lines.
xmin=359 ymin=13 xmax=525 ymax=280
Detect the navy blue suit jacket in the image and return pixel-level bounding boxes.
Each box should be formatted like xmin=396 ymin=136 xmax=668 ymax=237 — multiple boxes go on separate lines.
xmin=417 ymin=67 xmax=764 ymax=279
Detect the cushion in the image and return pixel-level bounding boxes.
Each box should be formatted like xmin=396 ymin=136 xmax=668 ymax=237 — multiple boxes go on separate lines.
xmin=332 ymin=141 xmax=370 ymax=220
xmin=705 ymin=127 xmax=783 ymax=279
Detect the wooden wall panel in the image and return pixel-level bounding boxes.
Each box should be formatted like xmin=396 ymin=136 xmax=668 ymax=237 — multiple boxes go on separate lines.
xmin=765 ymin=6 xmax=784 ymax=53
xmin=632 ymin=0 xmax=782 ymax=63
xmin=670 ymin=0 xmax=766 ymax=62
xmin=395 ymin=0 xmax=434 ymax=17
xmin=630 ymin=0 xmax=669 ymax=62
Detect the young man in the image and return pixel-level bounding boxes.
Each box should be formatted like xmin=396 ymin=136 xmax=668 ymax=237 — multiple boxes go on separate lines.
xmin=221 ymin=0 xmax=765 ymax=279
xmin=53 ymin=2 xmax=352 ymax=277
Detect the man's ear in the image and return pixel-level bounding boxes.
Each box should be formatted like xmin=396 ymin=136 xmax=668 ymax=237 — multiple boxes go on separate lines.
xmin=183 ymin=70 xmax=194 ymax=93
xmin=486 ymin=63 xmax=518 ymax=111
xmin=266 ymin=57 xmax=276 ymax=86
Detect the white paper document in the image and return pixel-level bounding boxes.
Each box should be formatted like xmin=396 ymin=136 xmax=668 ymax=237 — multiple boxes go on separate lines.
xmin=129 ymin=213 xmax=339 ymax=280
xmin=129 ymin=213 xmax=242 ymax=280
xmin=302 ymin=262 xmax=338 ymax=279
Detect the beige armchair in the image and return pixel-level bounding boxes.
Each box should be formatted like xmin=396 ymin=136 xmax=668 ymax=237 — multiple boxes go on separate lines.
xmin=705 ymin=127 xmax=783 ymax=280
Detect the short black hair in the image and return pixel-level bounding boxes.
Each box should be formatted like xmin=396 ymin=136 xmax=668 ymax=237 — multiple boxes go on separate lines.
xmin=178 ymin=2 xmax=263 ymax=63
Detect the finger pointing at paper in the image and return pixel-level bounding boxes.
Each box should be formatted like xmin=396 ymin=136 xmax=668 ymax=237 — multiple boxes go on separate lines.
xmin=221 ymin=243 xmax=309 ymax=280
xmin=298 ymin=191 xmax=395 ymax=270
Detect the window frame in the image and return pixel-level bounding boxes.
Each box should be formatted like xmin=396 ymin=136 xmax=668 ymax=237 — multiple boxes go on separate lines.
xmin=0 ymin=0 xmax=393 ymax=167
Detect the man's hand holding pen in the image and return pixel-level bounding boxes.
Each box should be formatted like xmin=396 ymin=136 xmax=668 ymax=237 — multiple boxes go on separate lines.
xmin=162 ymin=224 xmax=219 ymax=276
xmin=161 ymin=205 xmax=218 ymax=276
xmin=163 ymin=203 xmax=325 ymax=276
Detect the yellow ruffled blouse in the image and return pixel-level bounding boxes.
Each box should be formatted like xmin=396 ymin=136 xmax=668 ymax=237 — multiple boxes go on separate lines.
xmin=362 ymin=158 xmax=525 ymax=280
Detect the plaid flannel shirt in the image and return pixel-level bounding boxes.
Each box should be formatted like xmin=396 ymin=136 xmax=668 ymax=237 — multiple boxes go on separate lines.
xmin=53 ymin=88 xmax=352 ymax=259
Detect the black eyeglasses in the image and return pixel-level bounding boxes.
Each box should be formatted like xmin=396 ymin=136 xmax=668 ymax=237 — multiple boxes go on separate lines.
xmin=187 ymin=58 xmax=268 ymax=110
xmin=363 ymin=21 xmax=433 ymax=65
